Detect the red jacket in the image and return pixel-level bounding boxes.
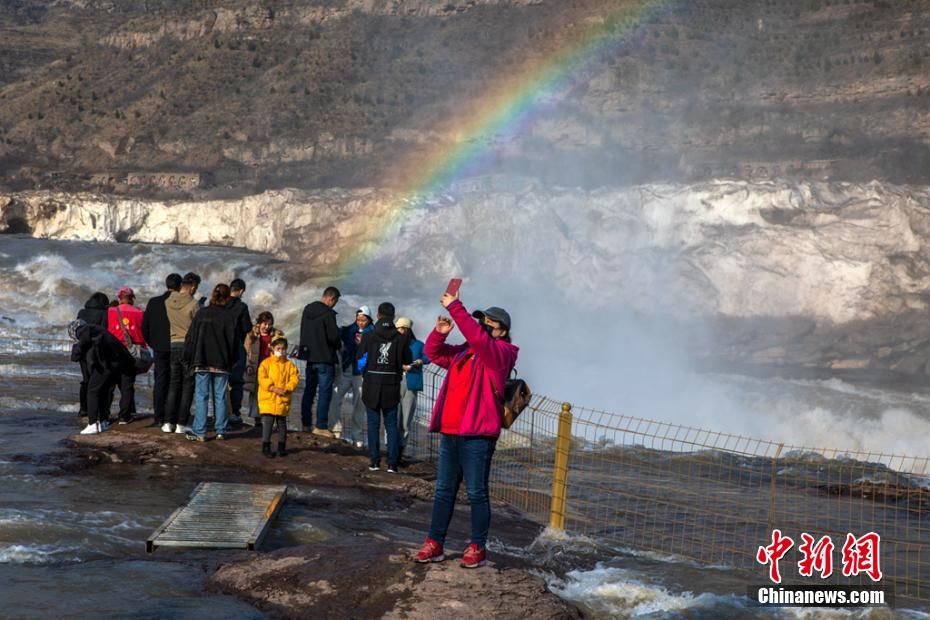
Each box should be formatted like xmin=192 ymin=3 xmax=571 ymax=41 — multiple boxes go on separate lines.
xmin=108 ymin=304 xmax=146 ymax=347
xmin=425 ymin=300 xmax=519 ymax=438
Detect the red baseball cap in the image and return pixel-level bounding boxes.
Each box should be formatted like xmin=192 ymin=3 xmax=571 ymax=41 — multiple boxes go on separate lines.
xmin=117 ymin=286 xmax=135 ymax=298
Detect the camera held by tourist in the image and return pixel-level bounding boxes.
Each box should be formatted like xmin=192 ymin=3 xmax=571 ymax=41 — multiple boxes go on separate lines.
xmin=257 ymin=336 xmax=300 ymax=458
xmin=414 ymin=285 xmax=518 ymax=569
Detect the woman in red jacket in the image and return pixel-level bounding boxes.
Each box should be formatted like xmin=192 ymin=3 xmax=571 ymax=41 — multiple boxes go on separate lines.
xmin=414 ymin=288 xmax=518 ymax=568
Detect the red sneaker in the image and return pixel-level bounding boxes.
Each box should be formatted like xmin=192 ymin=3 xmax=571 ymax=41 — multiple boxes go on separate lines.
xmin=414 ymin=538 xmax=445 ymax=563
xmin=460 ymin=544 xmax=486 ymax=568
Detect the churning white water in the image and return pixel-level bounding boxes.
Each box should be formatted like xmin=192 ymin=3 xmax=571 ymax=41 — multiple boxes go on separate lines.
xmin=1 ymin=235 xmax=929 ymax=618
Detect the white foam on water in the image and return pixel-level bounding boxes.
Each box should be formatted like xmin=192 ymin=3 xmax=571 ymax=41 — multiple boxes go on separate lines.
xmin=524 ymin=527 xmax=734 ymax=571
xmin=0 ymin=544 xmax=83 ymax=564
xmin=548 ymin=563 xmax=923 ymax=619
xmin=548 ymin=563 xmax=749 ymax=618
xmin=0 ymin=396 xmax=79 ymax=412
xmin=664 ymin=373 xmax=930 ymax=461
xmin=0 ymin=363 xmax=80 ymax=378
xmin=768 ymin=406 xmax=930 ymax=461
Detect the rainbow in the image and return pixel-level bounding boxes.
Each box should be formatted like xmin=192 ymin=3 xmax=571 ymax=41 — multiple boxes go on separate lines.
xmin=347 ymin=0 xmax=676 ymax=276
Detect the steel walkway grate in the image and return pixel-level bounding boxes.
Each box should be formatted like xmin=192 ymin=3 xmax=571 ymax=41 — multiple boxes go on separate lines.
xmin=147 ymin=482 xmax=287 ymax=552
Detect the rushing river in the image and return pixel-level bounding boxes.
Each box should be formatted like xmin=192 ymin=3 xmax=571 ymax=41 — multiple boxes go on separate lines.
xmin=1 ymin=236 xmax=929 ymax=618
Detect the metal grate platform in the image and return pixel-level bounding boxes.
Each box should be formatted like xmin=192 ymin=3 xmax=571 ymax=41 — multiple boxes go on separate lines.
xmin=147 ymin=482 xmax=287 ymax=552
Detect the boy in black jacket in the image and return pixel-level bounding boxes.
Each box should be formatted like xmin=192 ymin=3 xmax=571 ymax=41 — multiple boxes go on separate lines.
xmin=357 ymin=302 xmax=412 ymax=472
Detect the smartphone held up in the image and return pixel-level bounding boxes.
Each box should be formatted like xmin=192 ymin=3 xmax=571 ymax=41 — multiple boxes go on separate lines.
xmin=445 ymin=278 xmax=462 ymax=296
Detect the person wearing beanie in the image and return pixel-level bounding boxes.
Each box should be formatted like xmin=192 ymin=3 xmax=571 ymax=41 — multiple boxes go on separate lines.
xmin=331 ymin=305 xmax=374 ymax=446
xmin=395 ymin=316 xmax=429 ymax=462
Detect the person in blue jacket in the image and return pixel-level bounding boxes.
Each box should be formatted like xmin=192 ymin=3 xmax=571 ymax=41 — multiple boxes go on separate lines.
xmin=395 ymin=316 xmax=429 ymax=461
xmin=331 ymin=306 xmax=374 ymax=446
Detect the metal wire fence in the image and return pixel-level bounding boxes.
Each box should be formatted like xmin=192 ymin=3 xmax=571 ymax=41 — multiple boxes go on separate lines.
xmin=5 ymin=337 xmax=929 ymax=603
xmin=405 ymin=366 xmax=930 ymax=605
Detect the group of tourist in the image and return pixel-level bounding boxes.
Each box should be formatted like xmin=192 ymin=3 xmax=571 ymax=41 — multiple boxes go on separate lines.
xmin=68 ymin=275 xmax=518 ymax=568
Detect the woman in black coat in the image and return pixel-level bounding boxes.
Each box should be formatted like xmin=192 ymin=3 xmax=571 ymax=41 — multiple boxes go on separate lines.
xmin=183 ymin=284 xmax=238 ymax=441
xmin=72 ymin=292 xmax=110 ymax=416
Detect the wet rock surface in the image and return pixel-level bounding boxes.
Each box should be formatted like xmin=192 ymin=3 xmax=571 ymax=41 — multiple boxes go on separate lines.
xmin=68 ymin=419 xmax=581 ymax=619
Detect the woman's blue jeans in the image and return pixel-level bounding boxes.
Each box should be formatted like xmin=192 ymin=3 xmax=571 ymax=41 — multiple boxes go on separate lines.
xmin=192 ymin=371 xmax=229 ymax=437
xmin=427 ymin=434 xmax=497 ymax=549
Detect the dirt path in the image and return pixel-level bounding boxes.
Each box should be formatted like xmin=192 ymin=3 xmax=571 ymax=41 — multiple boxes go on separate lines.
xmin=69 ymin=419 xmax=583 ymax=619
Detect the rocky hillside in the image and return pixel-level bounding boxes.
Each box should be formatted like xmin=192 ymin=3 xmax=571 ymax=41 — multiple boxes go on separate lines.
xmin=1 ymin=0 xmax=930 ymax=192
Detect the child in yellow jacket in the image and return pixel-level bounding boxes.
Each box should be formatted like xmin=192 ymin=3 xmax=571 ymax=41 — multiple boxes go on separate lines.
xmin=257 ymin=336 xmax=300 ymax=458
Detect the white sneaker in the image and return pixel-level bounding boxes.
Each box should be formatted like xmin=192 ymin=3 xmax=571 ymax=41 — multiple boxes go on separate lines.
xmin=160 ymin=423 xmax=174 ymax=433
xmin=355 ymin=441 xmax=364 ymax=449
xmin=80 ymin=423 xmax=101 ymax=435
xmin=175 ymin=425 xmax=192 ymax=435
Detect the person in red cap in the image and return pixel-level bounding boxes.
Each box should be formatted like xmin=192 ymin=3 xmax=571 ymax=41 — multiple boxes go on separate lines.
xmin=107 ymin=286 xmax=146 ymax=423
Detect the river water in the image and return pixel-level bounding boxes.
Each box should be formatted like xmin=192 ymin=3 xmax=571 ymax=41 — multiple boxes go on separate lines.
xmin=1 ymin=236 xmax=929 ymax=618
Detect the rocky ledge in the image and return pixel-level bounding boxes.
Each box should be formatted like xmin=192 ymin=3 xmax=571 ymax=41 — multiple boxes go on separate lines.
xmin=68 ymin=420 xmax=581 ymax=620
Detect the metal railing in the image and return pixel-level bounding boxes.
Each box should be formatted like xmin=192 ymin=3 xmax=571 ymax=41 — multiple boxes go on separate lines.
xmin=5 ymin=337 xmax=929 ymax=603
xmin=405 ymin=366 xmax=930 ymax=605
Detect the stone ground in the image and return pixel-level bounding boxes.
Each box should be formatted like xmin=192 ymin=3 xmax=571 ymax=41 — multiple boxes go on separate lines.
xmin=69 ymin=419 xmax=582 ymax=620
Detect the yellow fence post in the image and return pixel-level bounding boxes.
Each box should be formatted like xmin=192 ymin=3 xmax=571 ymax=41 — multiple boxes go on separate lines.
xmin=549 ymin=402 xmax=573 ymax=531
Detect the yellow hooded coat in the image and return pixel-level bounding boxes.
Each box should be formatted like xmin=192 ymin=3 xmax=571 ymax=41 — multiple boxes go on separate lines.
xmin=257 ymin=355 xmax=300 ymax=417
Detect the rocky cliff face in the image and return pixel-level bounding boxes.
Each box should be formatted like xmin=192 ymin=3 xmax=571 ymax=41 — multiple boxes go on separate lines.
xmin=6 ymin=179 xmax=930 ymax=378
xmin=2 ymin=0 xmax=930 ymax=191
xmin=6 ymin=180 xmax=930 ymax=324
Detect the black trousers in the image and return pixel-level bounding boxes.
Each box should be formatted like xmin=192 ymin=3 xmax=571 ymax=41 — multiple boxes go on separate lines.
xmin=86 ymin=368 xmax=120 ymax=425
xmin=151 ymin=350 xmax=172 ymax=424
xmin=79 ymin=359 xmax=91 ymax=415
xmin=228 ymin=344 xmax=246 ymax=417
xmin=117 ymin=370 xmax=136 ymax=421
xmin=165 ymin=344 xmax=194 ymax=426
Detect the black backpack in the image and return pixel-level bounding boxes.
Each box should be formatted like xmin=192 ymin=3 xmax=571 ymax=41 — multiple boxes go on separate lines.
xmin=491 ymin=369 xmax=532 ymax=429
